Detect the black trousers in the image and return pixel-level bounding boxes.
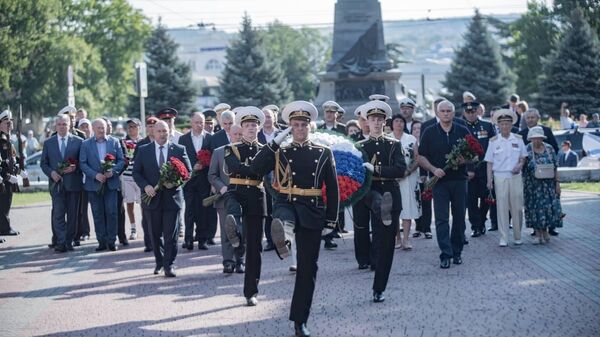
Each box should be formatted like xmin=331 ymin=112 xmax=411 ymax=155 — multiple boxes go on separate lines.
xmin=145 ymin=208 xmax=180 ymax=269
xmin=263 ymin=195 xmax=274 ymax=246
xmin=289 ymin=225 xmax=322 ymax=324
xmin=117 ymin=192 xmax=126 ymax=243
xmin=75 ymin=191 xmax=90 ymax=239
xmin=352 ymin=198 xmax=375 ymax=266
xmin=51 ymin=190 xmax=79 ymax=246
xmin=415 ymin=182 xmax=432 ymax=233
xmin=225 ymin=188 xmax=264 ymax=298
xmin=467 ymin=176 xmax=490 ymax=232
xmin=206 ymin=207 xmax=218 ymax=240
xmin=372 ymin=214 xmax=399 ymax=293
xmin=0 ymin=188 xmax=14 ymax=234
xmin=183 ymin=188 xmax=204 ymax=243
xmin=141 ymin=210 xmax=152 ymax=250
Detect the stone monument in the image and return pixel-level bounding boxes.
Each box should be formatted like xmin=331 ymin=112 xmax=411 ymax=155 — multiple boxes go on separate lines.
xmin=315 ymin=0 xmax=402 ymax=117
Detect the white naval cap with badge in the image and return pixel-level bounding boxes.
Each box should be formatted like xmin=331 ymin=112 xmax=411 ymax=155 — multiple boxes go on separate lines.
xmin=369 ymin=94 xmax=390 ymax=102
xmin=214 ymin=103 xmax=231 ymax=113
xmin=354 ymin=104 xmax=365 ymax=118
xmin=0 ymin=109 xmax=12 ymax=121
xmin=58 ymin=105 xmax=77 ymax=116
xmin=234 ymin=106 xmax=265 ymax=126
xmin=398 ymin=97 xmax=416 ymax=108
xmin=322 ymin=100 xmax=341 ymax=112
xmin=281 ymin=101 xmax=318 ymax=123
xmin=262 ymin=104 xmax=279 ymax=113
xmin=361 ymin=100 xmax=392 ymax=119
xmin=492 ymin=109 xmax=517 ymax=125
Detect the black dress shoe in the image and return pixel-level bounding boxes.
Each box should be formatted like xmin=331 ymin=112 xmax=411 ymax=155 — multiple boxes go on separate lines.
xmin=246 ymin=295 xmax=258 ymax=306
xmin=197 ymin=241 xmax=209 ymax=250
xmin=294 ymin=322 xmax=311 ymax=337
xmin=358 ymin=263 xmax=369 ymax=270
xmin=453 ymin=256 xmax=462 ymax=265
xmin=223 ymin=264 xmax=234 ymax=274
xmin=48 ymin=243 xmax=56 ymax=248
xmin=164 ymin=267 xmax=176 ymax=277
xmin=54 ymin=244 xmax=68 ymax=253
xmin=235 ymin=263 xmax=245 ymax=274
xmin=370 ymin=264 xmax=377 ymax=271
xmin=549 ymin=229 xmax=559 ymax=236
xmin=95 ymin=244 xmax=108 ymax=252
xmin=471 ymin=230 xmax=481 ymax=238
xmin=144 ymin=247 xmax=153 ymax=252
xmin=440 ymin=258 xmax=451 ymax=269
xmin=207 ymin=238 xmax=216 ymax=245
xmin=488 ymin=226 xmax=498 ymax=231
xmin=264 ymin=243 xmax=276 ymax=252
xmin=153 ymin=266 xmax=163 ymax=275
xmin=73 ymin=240 xmax=81 ymax=247
xmin=373 ymin=291 xmax=385 ymax=303
xmin=0 ymin=229 xmax=19 ymax=236
xmin=120 ymin=239 xmax=129 ymax=246
xmin=481 ymin=227 xmax=486 ymax=235
xmin=66 ymin=244 xmax=74 ymax=251
xmin=324 ymin=238 xmax=337 ymax=250
xmin=530 ymin=231 xmax=537 ymax=236
xmin=332 ymin=232 xmax=342 ymax=239
xmin=341 ymin=229 xmax=349 ymax=234
xmin=108 ymin=244 xmax=117 ymax=251
xmin=183 ymin=241 xmax=193 ymax=250
xmin=0 ymin=237 xmax=5 ymax=243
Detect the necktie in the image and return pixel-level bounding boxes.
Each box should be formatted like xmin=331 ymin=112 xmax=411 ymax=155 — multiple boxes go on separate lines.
xmin=60 ymin=138 xmax=66 ymax=159
xmin=159 ymin=145 xmax=165 ymax=166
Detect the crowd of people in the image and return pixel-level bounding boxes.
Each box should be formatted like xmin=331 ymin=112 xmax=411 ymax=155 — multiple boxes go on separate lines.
xmin=0 ymin=90 xmax=568 ymax=337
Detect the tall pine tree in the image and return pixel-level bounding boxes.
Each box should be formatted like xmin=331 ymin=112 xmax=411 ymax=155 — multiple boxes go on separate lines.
xmin=220 ymin=14 xmax=291 ymax=107
xmin=130 ymin=22 xmax=196 ymax=117
xmin=442 ymin=10 xmax=515 ymax=108
xmin=538 ymin=8 xmax=600 ymax=116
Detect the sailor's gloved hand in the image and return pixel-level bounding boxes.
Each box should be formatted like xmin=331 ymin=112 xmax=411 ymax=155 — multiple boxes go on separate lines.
xmin=362 ymin=162 xmax=374 ymax=172
xmin=273 ymin=127 xmax=292 ymax=145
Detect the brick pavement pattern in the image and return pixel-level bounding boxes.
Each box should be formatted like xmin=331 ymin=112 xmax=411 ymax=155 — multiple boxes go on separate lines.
xmin=1 ymin=191 xmax=599 ymax=337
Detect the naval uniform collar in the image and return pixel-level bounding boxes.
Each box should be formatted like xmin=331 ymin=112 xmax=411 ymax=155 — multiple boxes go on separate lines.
xmin=292 ymin=139 xmax=310 ymax=147
xmin=465 ymin=119 xmax=479 ymax=126
xmin=369 ymin=134 xmax=385 ymax=141
xmin=242 ymin=138 xmax=258 ymax=146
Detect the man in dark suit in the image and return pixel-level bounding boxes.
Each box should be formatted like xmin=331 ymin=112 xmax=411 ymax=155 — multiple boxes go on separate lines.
xmin=212 ymin=103 xmax=231 ymax=133
xmin=80 ymin=118 xmax=125 ymax=252
xmin=558 ymin=141 xmax=578 ymax=167
xmin=318 ymin=100 xmax=346 ymax=135
xmin=133 ymin=120 xmax=192 ymax=277
xmin=41 ymin=115 xmax=83 ymax=252
xmin=178 ymin=112 xmax=212 ymax=250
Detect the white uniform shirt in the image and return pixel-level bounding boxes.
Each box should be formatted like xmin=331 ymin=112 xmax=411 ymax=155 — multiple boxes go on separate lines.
xmin=484 ymin=133 xmax=527 ymax=178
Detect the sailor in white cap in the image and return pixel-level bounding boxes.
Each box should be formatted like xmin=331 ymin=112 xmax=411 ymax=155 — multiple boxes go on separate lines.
xmin=0 ymin=110 xmax=25 ymax=237
xmin=56 ymin=106 xmax=86 ymax=139
xmin=250 ymin=100 xmax=339 ymax=337
xmin=318 ymin=100 xmax=346 ymax=135
xmin=353 ymin=104 xmax=368 ymax=141
xmin=369 ymin=94 xmax=390 ymax=101
xmin=213 ymin=103 xmax=231 ymax=133
xmin=399 ymin=97 xmax=417 ymax=132
xmin=484 ymin=109 xmax=526 ymax=247
xmin=354 ymin=100 xmax=406 ymax=303
xmin=220 ymin=107 xmax=266 ymax=306
xmin=463 ymin=91 xmax=476 ymax=103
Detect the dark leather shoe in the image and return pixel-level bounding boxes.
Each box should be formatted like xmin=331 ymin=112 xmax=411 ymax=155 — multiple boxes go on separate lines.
xmin=294 ymin=322 xmax=311 ymax=337
xmin=453 ymin=256 xmax=463 ymax=265
xmin=72 ymin=240 xmax=81 ymax=247
xmin=66 ymin=244 xmax=74 ymax=251
xmin=373 ymin=291 xmax=385 ymax=303
xmin=549 ymin=229 xmax=559 ymax=236
xmin=0 ymin=237 xmax=4 ymax=243
xmin=108 ymin=244 xmax=117 ymax=251
xmin=164 ymin=267 xmax=176 ymax=277
xmin=120 ymin=239 xmax=129 ymax=246
xmin=471 ymin=230 xmax=481 ymax=238
xmin=235 ymin=263 xmax=245 ymax=274
xmin=370 ymin=264 xmax=376 ymax=271
xmin=223 ymin=264 xmax=234 ymax=274
xmin=48 ymin=243 xmax=56 ymax=248
xmin=264 ymin=243 xmax=276 ymax=252
xmin=481 ymin=227 xmax=486 ymax=235
xmin=207 ymin=238 xmax=216 ymax=245
xmin=54 ymin=244 xmax=67 ymax=253
xmin=95 ymin=244 xmax=108 ymax=252
xmin=332 ymin=231 xmax=342 ymax=239
xmin=144 ymin=247 xmax=153 ymax=252
xmin=197 ymin=241 xmax=209 ymax=250
xmin=271 ymin=218 xmax=290 ymax=259
xmin=440 ymin=258 xmax=451 ymax=269
xmin=153 ymin=266 xmax=162 ymax=275
xmin=246 ymin=296 xmax=258 ymax=306
xmin=488 ymin=226 xmax=498 ymax=231
xmin=324 ymin=238 xmax=337 ymax=250
xmin=183 ymin=241 xmax=193 ymax=250
xmin=358 ymin=263 xmax=369 ymax=270
xmin=530 ymin=231 xmax=537 ymax=236
xmin=0 ymin=228 xmax=19 ymax=236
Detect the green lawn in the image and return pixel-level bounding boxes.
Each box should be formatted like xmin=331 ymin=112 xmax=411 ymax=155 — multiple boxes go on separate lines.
xmin=12 ymin=191 xmax=51 ymax=206
xmin=561 ymin=182 xmax=600 ymax=193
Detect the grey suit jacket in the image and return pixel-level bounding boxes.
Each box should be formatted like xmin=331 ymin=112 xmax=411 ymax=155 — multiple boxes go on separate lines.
xmin=207 ymin=145 xmax=229 ymax=209
xmin=40 ymin=133 xmax=83 ymax=192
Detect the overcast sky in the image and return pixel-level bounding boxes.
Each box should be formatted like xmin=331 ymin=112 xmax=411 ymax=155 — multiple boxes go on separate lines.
xmin=128 ymin=0 xmax=554 ymax=31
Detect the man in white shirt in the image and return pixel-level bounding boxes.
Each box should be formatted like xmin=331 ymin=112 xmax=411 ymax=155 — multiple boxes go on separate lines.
xmin=485 ymin=109 xmax=527 ymax=247
xmin=560 ymin=102 xmax=576 ymax=130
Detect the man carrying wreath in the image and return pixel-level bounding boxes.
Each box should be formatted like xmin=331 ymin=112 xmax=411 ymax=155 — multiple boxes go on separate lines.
xmin=133 ymin=120 xmax=192 ymax=277
xmin=418 ymin=100 xmax=473 ymax=269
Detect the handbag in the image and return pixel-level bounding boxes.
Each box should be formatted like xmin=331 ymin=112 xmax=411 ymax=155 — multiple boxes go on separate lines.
xmin=533 ymin=148 xmax=555 ymax=179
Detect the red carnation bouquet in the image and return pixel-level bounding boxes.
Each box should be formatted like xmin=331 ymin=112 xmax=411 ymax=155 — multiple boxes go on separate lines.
xmin=141 ymin=156 xmax=190 ymax=205
xmin=484 ymin=190 xmax=496 ymax=205
xmin=425 ymin=134 xmax=484 ymax=190
xmin=51 ymin=157 xmax=78 ymax=193
xmin=97 ymin=153 xmax=116 ymax=194
xmin=124 ymin=140 xmax=137 ymax=158
xmin=421 ymin=188 xmax=433 ymax=202
xmin=194 ymin=149 xmax=212 ymax=176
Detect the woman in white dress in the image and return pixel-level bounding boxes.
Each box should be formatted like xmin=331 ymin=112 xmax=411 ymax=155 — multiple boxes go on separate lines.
xmin=391 ymin=115 xmax=422 ymax=250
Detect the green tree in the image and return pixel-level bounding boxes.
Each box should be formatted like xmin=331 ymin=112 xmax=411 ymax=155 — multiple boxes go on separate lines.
xmin=554 ymin=0 xmax=600 ymax=37
xmin=442 ymin=10 xmax=515 ymax=108
xmin=509 ymin=1 xmax=559 ymax=101
xmin=262 ymin=21 xmax=329 ymax=100
xmin=220 ymin=15 xmax=291 ymax=107
xmin=538 ymin=8 xmax=600 ymax=116
xmin=129 ymin=23 xmax=196 ymax=117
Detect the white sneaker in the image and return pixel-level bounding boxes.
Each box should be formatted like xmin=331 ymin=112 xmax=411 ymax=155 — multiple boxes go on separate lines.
xmin=129 ymin=229 xmax=137 ymax=240
xmin=499 ymin=239 xmax=508 ymax=247
xmin=514 ymin=240 xmax=523 ymax=245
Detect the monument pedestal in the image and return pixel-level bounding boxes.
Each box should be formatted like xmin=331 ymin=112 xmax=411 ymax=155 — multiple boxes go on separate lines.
xmin=315 ymin=69 xmax=402 ymax=118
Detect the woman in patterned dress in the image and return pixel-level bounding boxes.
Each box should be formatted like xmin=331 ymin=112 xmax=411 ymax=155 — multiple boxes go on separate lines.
xmin=523 ymin=126 xmax=563 ymax=244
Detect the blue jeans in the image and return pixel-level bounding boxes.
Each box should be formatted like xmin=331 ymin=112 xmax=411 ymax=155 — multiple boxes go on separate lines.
xmin=88 ymin=189 xmax=118 ymax=245
xmin=433 ymin=180 xmax=467 ymax=260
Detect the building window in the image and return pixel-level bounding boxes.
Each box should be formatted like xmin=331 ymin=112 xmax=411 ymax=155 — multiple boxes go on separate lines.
xmin=205 ymin=59 xmax=222 ymax=71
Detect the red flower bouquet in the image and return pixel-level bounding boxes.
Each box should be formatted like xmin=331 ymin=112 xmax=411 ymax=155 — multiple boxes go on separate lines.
xmin=421 ymin=188 xmax=433 ymax=202
xmin=124 ymin=140 xmax=137 ymax=158
xmin=194 ymin=149 xmax=212 ymax=175
xmin=141 ymin=157 xmax=190 ymax=205
xmin=484 ymin=190 xmax=496 ymax=205
xmin=97 ymin=153 xmax=116 ymax=194
xmin=52 ymin=157 xmax=78 ymax=193
xmin=425 ymin=134 xmax=484 ymax=189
